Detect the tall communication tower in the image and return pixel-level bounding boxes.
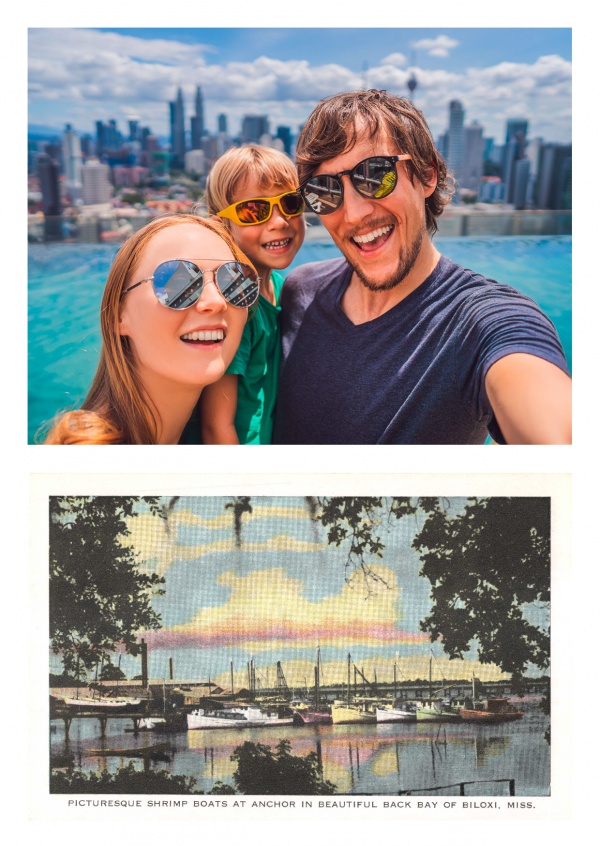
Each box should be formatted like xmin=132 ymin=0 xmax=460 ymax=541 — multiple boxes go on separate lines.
xmin=407 ymin=51 xmax=418 ymax=101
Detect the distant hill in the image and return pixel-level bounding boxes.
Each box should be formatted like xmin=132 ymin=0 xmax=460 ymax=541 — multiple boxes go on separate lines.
xmin=29 ymin=123 xmax=63 ymax=140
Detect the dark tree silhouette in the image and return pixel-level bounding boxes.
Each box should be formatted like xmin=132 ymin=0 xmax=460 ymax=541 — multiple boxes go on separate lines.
xmin=314 ymin=496 xmax=550 ymax=689
xmin=225 ymin=496 xmax=253 ymax=547
xmin=230 ymin=740 xmax=336 ymax=794
xmin=50 ymin=496 xmax=166 ymax=678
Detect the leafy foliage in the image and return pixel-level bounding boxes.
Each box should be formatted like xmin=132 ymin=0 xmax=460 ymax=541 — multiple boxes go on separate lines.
xmin=99 ymin=659 xmax=127 ymax=681
xmin=50 ymin=497 xmax=166 ymax=678
xmin=50 ymin=763 xmax=200 ymax=794
xmin=316 ymin=496 xmax=550 ymax=688
xmin=414 ymin=497 xmax=549 ymax=688
xmin=231 ymin=740 xmax=336 ymax=794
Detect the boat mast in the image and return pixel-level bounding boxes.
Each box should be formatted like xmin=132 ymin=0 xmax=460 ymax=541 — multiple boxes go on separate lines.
xmin=315 ymin=646 xmax=321 ymax=707
xmin=429 ymin=653 xmax=433 ymax=701
xmin=347 ymin=653 xmax=351 ymax=707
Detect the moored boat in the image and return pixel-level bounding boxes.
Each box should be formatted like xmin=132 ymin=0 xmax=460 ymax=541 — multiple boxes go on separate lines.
xmin=331 ymin=702 xmax=377 ymax=725
xmin=376 ymin=700 xmax=417 ymax=723
xmin=292 ymin=706 xmax=332 ymax=726
xmin=62 ymin=695 xmax=142 ymax=711
xmin=187 ymin=704 xmax=294 ymax=730
xmin=459 ymin=697 xmax=524 ymax=723
xmin=414 ymin=698 xmax=462 ymax=722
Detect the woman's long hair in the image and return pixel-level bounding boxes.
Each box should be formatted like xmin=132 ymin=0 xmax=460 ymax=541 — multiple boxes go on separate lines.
xmin=45 ymin=214 xmax=251 ymax=444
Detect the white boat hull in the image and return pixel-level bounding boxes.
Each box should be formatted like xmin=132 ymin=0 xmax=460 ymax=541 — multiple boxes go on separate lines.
xmin=375 ymin=706 xmax=417 ymax=723
xmin=187 ymin=706 xmax=294 ymax=730
xmin=62 ymin=696 xmax=142 ymax=710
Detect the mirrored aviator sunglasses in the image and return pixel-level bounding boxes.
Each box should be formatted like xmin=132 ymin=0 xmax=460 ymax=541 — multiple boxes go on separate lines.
xmin=218 ymin=190 xmax=305 ymax=226
xmin=122 ymin=259 xmax=260 ymax=309
xmin=300 ymin=154 xmax=411 ymax=215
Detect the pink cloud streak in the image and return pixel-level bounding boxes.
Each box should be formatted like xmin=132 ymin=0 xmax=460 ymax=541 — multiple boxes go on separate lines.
xmin=141 ymin=623 xmax=429 ymax=650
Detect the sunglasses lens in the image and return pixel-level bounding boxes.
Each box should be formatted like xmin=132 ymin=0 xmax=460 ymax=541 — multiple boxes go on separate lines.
xmin=235 ymin=200 xmax=271 ymax=225
xmin=301 ymin=176 xmax=343 ymax=215
xmin=280 ymin=192 xmax=305 ymax=216
xmin=216 ymin=262 xmax=259 ymax=308
xmin=353 ymin=157 xmax=398 ymax=199
xmin=152 ymin=260 xmax=203 ymax=309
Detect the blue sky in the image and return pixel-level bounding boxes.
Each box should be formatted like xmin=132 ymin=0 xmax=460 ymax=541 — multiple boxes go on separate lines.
xmin=28 ymin=28 xmax=572 ymax=145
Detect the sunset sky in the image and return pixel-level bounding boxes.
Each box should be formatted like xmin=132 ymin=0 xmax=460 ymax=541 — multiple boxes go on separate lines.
xmin=51 ymin=496 xmax=547 ymax=689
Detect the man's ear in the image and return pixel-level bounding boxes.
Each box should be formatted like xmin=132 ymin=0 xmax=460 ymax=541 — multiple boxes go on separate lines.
xmin=423 ymin=165 xmax=438 ymax=198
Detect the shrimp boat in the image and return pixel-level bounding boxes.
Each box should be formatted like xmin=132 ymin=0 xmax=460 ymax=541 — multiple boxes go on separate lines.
xmin=292 ymin=648 xmax=332 ymax=726
xmin=376 ymin=700 xmax=417 ymax=723
xmin=331 ymin=655 xmax=376 ymax=724
xmin=62 ymin=694 xmax=142 ymax=711
xmin=187 ymin=704 xmax=294 ymax=730
xmin=459 ymin=697 xmax=524 ymax=723
xmin=459 ymin=677 xmax=523 ymax=723
xmin=414 ymin=654 xmax=461 ymax=722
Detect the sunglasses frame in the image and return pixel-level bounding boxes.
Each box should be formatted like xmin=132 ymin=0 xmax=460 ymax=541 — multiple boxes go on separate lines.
xmin=122 ymin=259 xmax=260 ymax=310
xmin=300 ymin=154 xmax=412 ymax=215
xmin=217 ymin=190 xmax=305 ymax=226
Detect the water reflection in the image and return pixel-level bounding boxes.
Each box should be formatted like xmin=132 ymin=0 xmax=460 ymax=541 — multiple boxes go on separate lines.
xmin=51 ymin=712 xmax=549 ymax=796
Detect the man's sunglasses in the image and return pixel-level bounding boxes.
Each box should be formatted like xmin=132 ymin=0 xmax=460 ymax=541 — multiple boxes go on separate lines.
xmin=299 ymin=155 xmax=412 ymax=215
xmin=217 ymin=190 xmax=305 ymax=226
xmin=122 ymin=259 xmax=260 ymax=309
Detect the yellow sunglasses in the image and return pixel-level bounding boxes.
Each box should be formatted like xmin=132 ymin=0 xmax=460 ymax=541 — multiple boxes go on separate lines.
xmin=217 ymin=190 xmax=305 ymax=226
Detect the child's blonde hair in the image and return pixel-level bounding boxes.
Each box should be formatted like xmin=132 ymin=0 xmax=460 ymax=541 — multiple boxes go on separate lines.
xmin=205 ymin=145 xmax=299 ymax=218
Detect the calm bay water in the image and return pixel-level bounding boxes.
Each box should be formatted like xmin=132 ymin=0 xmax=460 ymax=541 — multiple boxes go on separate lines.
xmin=50 ymin=702 xmax=549 ymax=795
xmin=29 ymin=236 xmax=571 ymax=443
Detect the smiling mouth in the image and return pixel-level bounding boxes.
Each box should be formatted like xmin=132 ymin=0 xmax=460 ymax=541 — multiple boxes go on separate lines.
xmin=181 ymin=329 xmax=225 ymax=344
xmin=263 ymin=238 xmax=292 ymax=250
xmin=352 ymin=224 xmax=394 ymax=251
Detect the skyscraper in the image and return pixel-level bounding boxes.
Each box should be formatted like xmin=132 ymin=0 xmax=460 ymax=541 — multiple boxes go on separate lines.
xmin=537 ymin=143 xmax=572 ymax=210
xmin=276 ymin=126 xmax=292 ymax=155
xmin=37 ymin=152 xmax=63 ymax=241
xmin=191 ymin=86 xmax=205 ymax=149
xmin=62 ymin=123 xmax=83 ymax=198
xmin=81 ymin=158 xmax=112 ymax=205
xmin=217 ymin=114 xmax=228 ymax=134
xmin=461 ymin=123 xmax=484 ymax=193
xmin=505 ymin=119 xmax=528 ymax=155
xmin=446 ymin=100 xmax=465 ymax=191
xmin=241 ymin=115 xmax=269 ymax=144
xmin=169 ymin=87 xmax=186 ymax=169
xmin=503 ymin=119 xmax=528 ymax=204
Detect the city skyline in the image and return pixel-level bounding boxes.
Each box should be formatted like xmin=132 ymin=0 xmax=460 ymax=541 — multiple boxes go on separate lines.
xmin=28 ymin=28 xmax=572 ymax=145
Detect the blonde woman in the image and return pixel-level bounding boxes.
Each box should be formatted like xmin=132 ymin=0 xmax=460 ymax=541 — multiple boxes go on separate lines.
xmin=45 ymin=214 xmax=258 ymax=444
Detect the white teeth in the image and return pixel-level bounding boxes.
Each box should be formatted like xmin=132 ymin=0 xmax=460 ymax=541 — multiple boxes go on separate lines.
xmin=264 ymin=238 xmax=291 ymax=249
xmin=353 ymin=225 xmax=393 ymax=244
xmin=181 ymin=330 xmax=224 ymax=341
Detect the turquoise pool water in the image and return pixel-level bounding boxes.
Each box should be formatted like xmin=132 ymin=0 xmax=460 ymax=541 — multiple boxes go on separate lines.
xmin=28 ymin=236 xmax=571 ymax=443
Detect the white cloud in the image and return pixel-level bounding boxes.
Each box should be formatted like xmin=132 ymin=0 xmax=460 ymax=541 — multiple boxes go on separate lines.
xmin=28 ymin=30 xmax=572 ymax=144
xmin=412 ymin=35 xmax=460 ymax=58
xmin=380 ymin=53 xmax=408 ymax=67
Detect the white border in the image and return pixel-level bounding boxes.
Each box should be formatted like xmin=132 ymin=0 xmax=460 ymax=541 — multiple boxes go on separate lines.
xmin=31 ymin=473 xmax=570 ymax=831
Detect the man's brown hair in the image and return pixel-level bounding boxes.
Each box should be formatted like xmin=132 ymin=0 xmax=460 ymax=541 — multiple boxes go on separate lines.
xmin=296 ymin=89 xmax=454 ymax=234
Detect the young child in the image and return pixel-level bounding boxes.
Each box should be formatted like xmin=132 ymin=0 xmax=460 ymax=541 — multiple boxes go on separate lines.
xmin=200 ymin=145 xmax=305 ymax=444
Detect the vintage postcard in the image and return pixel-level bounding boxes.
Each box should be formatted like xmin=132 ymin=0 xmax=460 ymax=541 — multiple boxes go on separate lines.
xmin=31 ymin=473 xmax=570 ymax=823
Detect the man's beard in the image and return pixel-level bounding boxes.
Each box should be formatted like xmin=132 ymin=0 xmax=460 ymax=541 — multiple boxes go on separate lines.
xmin=345 ymin=226 xmax=424 ymax=292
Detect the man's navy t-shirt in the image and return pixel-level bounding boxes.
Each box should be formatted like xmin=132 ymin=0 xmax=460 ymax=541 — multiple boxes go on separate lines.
xmin=273 ymin=256 xmax=569 ymax=445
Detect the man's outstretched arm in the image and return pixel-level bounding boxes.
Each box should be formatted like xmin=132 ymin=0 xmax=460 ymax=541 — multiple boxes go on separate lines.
xmin=485 ymin=353 xmax=572 ymax=444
